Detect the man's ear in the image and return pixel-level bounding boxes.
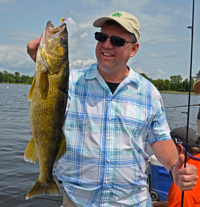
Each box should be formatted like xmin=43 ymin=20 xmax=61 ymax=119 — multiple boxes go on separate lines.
xmin=177 ymin=144 xmax=185 ymax=154
xmin=130 ymin=42 xmax=139 ymax=57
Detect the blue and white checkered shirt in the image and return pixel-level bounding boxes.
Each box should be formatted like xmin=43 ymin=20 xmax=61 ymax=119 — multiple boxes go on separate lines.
xmin=56 ymin=63 xmax=171 ymax=207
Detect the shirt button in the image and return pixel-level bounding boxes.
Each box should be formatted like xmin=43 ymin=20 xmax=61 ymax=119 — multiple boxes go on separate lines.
xmin=109 ymin=117 xmax=112 ymax=120
xmin=108 ymin=138 xmax=111 ymax=141
xmin=107 ymin=159 xmax=110 ymax=163
xmin=106 ymin=180 xmax=109 ymax=184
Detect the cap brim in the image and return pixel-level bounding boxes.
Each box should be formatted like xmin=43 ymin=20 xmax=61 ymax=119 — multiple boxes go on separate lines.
xmin=194 ymin=80 xmax=200 ymax=94
xmin=93 ymin=17 xmax=114 ymax=27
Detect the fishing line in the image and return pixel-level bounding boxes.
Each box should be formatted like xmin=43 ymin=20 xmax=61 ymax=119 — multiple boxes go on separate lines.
xmin=181 ymin=0 xmax=195 ymax=206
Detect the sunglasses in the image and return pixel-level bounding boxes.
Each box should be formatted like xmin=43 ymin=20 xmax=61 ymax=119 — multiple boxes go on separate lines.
xmin=94 ymin=32 xmax=136 ymax=47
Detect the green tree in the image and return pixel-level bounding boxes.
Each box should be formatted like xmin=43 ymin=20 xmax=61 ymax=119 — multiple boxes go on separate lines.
xmin=182 ymin=78 xmax=189 ymax=92
xmin=164 ymin=79 xmax=171 ymax=91
xmin=0 ymin=72 xmax=3 ymax=83
xmin=14 ymin=71 xmax=22 ymax=83
xmin=170 ymin=75 xmax=183 ymax=91
xmin=153 ymin=79 xmax=166 ymax=91
xmin=3 ymin=71 xmax=8 ymax=82
xmin=28 ymin=76 xmax=34 ymax=85
xmin=140 ymin=73 xmax=153 ymax=83
xmin=8 ymin=73 xmax=15 ymax=83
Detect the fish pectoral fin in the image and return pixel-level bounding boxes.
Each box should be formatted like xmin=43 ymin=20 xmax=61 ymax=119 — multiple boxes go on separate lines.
xmin=25 ymin=178 xmax=60 ymax=199
xmin=39 ymin=72 xmax=49 ymax=99
xmin=28 ymin=76 xmax=36 ymax=101
xmin=55 ymin=136 xmax=66 ymax=163
xmin=38 ymin=56 xmax=49 ymax=72
xmin=24 ymin=137 xmax=38 ymax=164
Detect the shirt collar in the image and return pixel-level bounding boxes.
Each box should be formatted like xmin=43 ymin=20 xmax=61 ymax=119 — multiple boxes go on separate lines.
xmin=85 ymin=62 xmax=139 ymax=86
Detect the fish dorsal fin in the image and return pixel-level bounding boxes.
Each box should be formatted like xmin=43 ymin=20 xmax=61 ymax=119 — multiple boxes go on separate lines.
xmin=28 ymin=76 xmax=36 ymax=101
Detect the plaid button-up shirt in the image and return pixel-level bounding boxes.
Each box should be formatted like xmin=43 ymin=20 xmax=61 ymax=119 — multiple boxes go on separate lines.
xmin=56 ymin=63 xmax=171 ymax=207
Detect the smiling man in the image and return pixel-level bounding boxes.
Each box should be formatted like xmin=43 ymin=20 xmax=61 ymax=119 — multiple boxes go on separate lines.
xmin=27 ymin=11 xmax=198 ymax=207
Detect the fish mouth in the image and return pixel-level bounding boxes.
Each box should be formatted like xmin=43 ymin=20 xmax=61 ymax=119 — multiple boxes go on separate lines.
xmin=46 ymin=20 xmax=66 ymax=35
xmin=39 ymin=20 xmax=68 ymax=59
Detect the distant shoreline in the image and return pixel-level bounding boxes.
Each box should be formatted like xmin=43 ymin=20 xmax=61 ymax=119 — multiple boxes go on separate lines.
xmin=0 ymin=82 xmax=30 ymax=85
xmin=160 ymin=91 xmax=199 ymax=95
xmin=0 ymin=83 xmax=199 ymax=95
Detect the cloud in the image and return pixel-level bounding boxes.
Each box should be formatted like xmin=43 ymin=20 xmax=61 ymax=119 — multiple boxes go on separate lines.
xmin=0 ymin=0 xmax=14 ymax=2
xmin=148 ymin=51 xmax=178 ymax=59
xmin=65 ymin=17 xmax=96 ymax=63
xmin=163 ymin=50 xmax=178 ymax=58
xmin=128 ymin=58 xmax=138 ymax=67
xmin=81 ymin=0 xmax=104 ymax=7
xmin=149 ymin=69 xmax=166 ymax=79
xmin=179 ymin=59 xmax=187 ymax=65
xmin=4 ymin=30 xmax=40 ymax=42
xmin=134 ymin=67 xmax=144 ymax=74
xmin=156 ymin=69 xmax=166 ymax=75
xmin=148 ymin=53 xmax=159 ymax=58
xmin=135 ymin=68 xmax=167 ymax=80
xmin=70 ymin=58 xmax=96 ymax=69
xmin=0 ymin=44 xmax=34 ymax=72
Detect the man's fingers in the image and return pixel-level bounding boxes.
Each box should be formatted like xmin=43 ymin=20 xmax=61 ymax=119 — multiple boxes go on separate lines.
xmin=27 ymin=38 xmax=41 ymax=62
xmin=175 ymin=164 xmax=198 ymax=191
xmin=177 ymin=180 xmax=197 ymax=191
xmin=178 ymin=164 xmax=198 ymax=176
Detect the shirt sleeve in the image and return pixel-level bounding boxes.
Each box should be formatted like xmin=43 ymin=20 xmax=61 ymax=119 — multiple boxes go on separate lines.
xmin=147 ymin=86 xmax=171 ymax=145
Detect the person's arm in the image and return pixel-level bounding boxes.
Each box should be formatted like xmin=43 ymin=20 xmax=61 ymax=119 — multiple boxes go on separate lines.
xmin=27 ymin=38 xmax=41 ymax=62
xmin=151 ymin=140 xmax=198 ymax=191
xmin=153 ymin=201 xmax=168 ymax=207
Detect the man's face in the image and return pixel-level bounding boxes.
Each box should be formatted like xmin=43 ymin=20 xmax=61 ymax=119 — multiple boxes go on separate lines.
xmin=95 ymin=23 xmax=139 ymax=77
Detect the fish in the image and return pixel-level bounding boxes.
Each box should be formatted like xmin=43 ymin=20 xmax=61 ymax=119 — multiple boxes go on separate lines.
xmin=24 ymin=20 xmax=69 ymax=199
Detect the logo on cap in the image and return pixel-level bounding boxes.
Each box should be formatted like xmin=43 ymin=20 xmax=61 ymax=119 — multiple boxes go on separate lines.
xmin=112 ymin=12 xmax=122 ymax=18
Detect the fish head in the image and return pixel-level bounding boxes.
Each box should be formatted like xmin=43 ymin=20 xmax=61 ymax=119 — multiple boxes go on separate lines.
xmin=38 ymin=21 xmax=68 ymax=74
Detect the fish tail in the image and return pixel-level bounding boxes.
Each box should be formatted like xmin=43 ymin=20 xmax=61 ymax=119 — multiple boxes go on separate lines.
xmin=25 ymin=179 xmax=60 ymax=199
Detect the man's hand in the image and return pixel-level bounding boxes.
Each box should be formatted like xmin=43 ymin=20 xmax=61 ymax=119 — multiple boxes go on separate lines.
xmin=173 ymin=154 xmax=198 ymax=191
xmin=27 ymin=38 xmax=41 ymax=62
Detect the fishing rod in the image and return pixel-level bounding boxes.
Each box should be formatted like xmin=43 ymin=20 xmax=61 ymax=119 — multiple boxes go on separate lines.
xmin=165 ymin=103 xmax=200 ymax=109
xmin=181 ymin=0 xmax=195 ymax=207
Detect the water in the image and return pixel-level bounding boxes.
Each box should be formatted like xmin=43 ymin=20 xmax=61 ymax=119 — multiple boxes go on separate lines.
xmin=0 ymin=84 xmax=63 ymax=207
xmin=0 ymin=83 xmax=200 ymax=206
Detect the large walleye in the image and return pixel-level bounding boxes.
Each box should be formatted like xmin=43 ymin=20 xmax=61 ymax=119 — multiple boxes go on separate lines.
xmin=24 ymin=21 xmax=69 ymax=199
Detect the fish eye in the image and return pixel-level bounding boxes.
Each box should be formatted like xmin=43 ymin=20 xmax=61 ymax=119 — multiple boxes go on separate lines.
xmin=60 ymin=37 xmax=67 ymax=44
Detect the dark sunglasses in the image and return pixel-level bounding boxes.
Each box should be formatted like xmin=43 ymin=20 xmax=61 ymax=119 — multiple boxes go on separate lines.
xmin=94 ymin=32 xmax=136 ymax=47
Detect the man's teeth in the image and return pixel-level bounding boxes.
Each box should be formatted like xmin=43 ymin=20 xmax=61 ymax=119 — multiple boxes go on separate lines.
xmin=103 ymin=52 xmax=112 ymax=56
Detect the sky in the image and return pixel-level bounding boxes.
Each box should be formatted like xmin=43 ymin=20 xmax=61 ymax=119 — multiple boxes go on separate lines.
xmin=0 ymin=0 xmax=199 ymax=80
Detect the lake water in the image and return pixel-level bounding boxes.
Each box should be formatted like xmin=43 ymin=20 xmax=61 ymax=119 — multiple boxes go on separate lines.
xmin=0 ymin=83 xmax=200 ymax=207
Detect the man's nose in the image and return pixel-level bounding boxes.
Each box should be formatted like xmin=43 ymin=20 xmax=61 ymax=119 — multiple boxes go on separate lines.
xmin=102 ymin=37 xmax=113 ymax=48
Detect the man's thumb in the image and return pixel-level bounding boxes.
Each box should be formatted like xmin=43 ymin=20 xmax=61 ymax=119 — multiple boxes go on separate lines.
xmin=176 ymin=154 xmax=185 ymax=169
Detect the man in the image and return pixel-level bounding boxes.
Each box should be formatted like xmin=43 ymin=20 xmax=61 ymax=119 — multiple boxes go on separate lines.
xmin=153 ymin=127 xmax=200 ymax=207
xmin=27 ymin=11 xmax=198 ymax=207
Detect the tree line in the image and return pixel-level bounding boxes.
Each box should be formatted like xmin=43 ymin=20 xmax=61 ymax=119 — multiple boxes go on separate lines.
xmin=0 ymin=70 xmax=196 ymax=92
xmin=140 ymin=73 xmax=195 ymax=92
xmin=0 ymin=71 xmax=34 ymax=85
